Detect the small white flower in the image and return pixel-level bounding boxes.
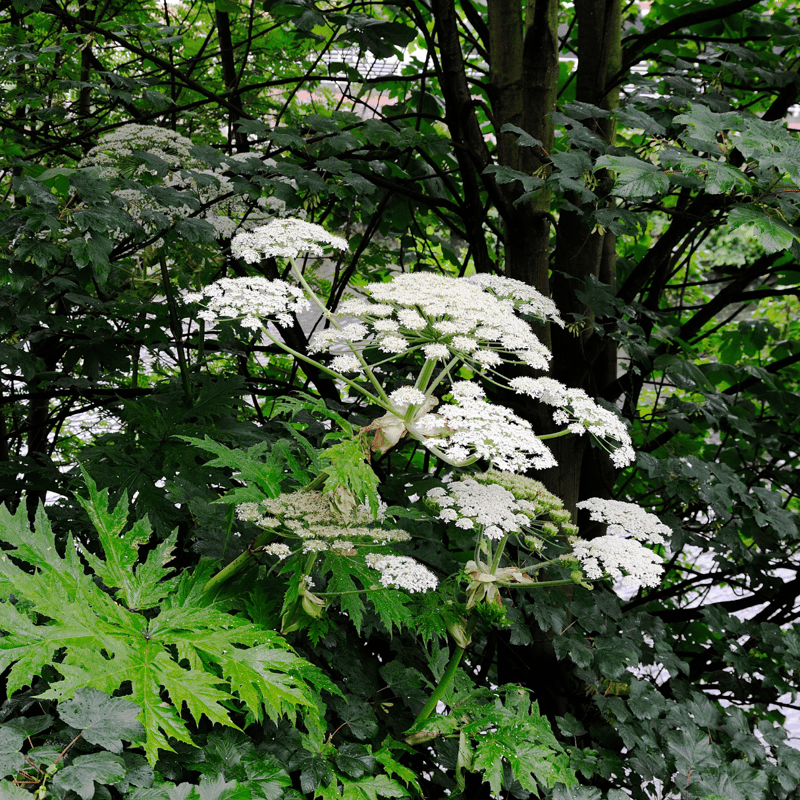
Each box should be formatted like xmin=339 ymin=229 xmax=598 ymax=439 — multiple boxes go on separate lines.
xmin=374 ymin=319 xmax=400 ymax=332
xmin=422 ymin=343 xmax=450 ymax=360
xmin=262 ymin=543 xmax=291 ymax=559
xmin=397 ymin=309 xmax=427 ymax=331
xmin=389 ymin=387 xmax=428 ymax=408
xmin=378 ymin=335 xmax=409 ymax=354
xmin=427 ymin=478 xmax=532 ymax=538
xmin=331 ymin=355 xmax=363 ymax=373
xmin=451 ymin=336 xmax=478 ymax=352
xmin=473 ymin=350 xmax=503 ymax=367
xmin=467 ymin=273 xmax=564 ymax=327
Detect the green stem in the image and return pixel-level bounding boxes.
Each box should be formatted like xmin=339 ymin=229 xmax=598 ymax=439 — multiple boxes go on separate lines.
xmin=425 ymin=356 xmax=460 ymax=397
xmin=412 ymin=645 xmax=467 ymax=725
xmin=538 ymin=428 xmax=571 ymax=440
xmin=288 ymin=260 xmax=390 ymax=406
xmin=413 ymin=357 xmax=438 ymax=395
xmin=158 ymin=249 xmax=193 ymax=406
xmin=490 ymin=533 xmax=510 ymax=573
xmin=260 ymin=325 xmax=386 ymax=409
xmin=496 ymin=578 xmax=588 ymax=589
xmin=202 ymin=528 xmax=274 ymax=595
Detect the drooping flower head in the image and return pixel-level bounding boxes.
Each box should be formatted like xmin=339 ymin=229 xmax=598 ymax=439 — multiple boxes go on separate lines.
xmin=567 ymin=498 xmax=669 ymax=591
xmin=511 ymin=376 xmax=635 ymax=467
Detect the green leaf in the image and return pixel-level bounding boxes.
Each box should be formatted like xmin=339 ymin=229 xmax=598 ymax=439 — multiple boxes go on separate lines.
xmin=319 ymin=438 xmax=381 ymax=517
xmin=339 ymin=773 xmax=411 ymax=800
xmin=594 ymin=155 xmax=669 ymax=198
xmin=726 ymin=204 xmax=800 ymax=253
xmin=176 ymin=436 xmax=285 ymax=500
xmin=58 ymin=688 xmax=145 ymax=753
xmin=334 ymin=742 xmax=377 ymax=778
xmin=500 ymin=123 xmax=544 ymax=148
xmin=673 ymin=103 xmax=744 ymax=151
xmin=51 ymin=751 xmax=127 ymax=799
xmin=0 ymin=483 xmax=312 ymax=765
xmin=0 ymin=728 xmax=26 ymax=779
xmin=75 ymin=468 xmax=178 ymax=609
xmin=0 ymin=785 xmax=33 ymax=800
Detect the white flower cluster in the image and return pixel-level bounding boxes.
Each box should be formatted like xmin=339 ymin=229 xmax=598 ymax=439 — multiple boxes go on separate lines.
xmin=511 ymin=376 xmax=635 ymax=467
xmin=569 ymin=497 xmax=668 ymax=591
xmin=310 ymin=272 xmax=553 ymax=373
xmin=236 ymin=492 xmax=410 ymax=555
xmin=467 ymin=274 xmax=564 ymax=327
xmin=82 ymin=124 xmax=196 ymax=175
xmin=185 ymin=277 xmax=309 ymax=329
xmin=262 ymin=543 xmax=292 ymax=559
xmin=426 ymin=480 xmax=532 ymax=540
xmin=575 ymin=498 xmax=670 ymax=544
xmin=365 ymin=554 xmax=438 ymax=593
xmin=416 ymin=382 xmax=557 ymax=472
xmin=569 ymin=537 xmax=664 ymax=590
xmin=231 ymin=219 xmax=348 ymax=262
xmin=80 ymin=125 xmax=280 ymax=241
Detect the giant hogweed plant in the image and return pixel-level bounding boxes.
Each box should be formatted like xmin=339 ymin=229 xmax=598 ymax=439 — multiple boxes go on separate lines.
xmin=0 ymin=217 xmax=669 ymax=796
xmin=180 ymin=219 xmax=668 ymax=792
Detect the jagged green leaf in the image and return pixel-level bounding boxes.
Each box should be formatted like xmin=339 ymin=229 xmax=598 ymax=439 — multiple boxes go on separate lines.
xmin=176 ymin=436 xmax=285 ymax=499
xmin=319 ymin=438 xmax=381 ymax=517
xmin=726 ymin=204 xmax=800 ymax=253
xmin=0 ymin=488 xmax=313 ymax=765
xmin=51 ymin=751 xmax=127 ymax=799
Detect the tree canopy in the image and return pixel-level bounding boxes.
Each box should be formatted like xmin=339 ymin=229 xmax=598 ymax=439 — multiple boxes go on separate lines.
xmin=1 ymin=0 xmax=800 ymax=797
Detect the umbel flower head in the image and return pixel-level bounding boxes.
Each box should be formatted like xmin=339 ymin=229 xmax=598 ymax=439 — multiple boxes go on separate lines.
xmin=567 ymin=498 xmax=669 ymax=590
xmin=415 ymin=381 xmax=557 ymax=472
xmin=80 ymin=124 xmax=277 ymax=241
xmin=511 ymin=376 xmax=635 ymax=467
xmin=311 ymin=271 xmax=556 ymax=374
xmin=365 ymin=554 xmax=438 ymax=593
xmin=236 ymin=491 xmax=411 ymax=551
xmin=184 ymin=277 xmax=310 ymax=330
xmin=426 ymin=469 xmax=577 ymax=544
xmin=231 ymin=219 xmax=348 ymax=261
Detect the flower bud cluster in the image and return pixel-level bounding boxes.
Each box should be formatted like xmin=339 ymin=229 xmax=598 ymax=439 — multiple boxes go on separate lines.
xmin=236 ymin=491 xmax=411 ymax=556
xmin=426 ymin=469 xmax=577 ymax=546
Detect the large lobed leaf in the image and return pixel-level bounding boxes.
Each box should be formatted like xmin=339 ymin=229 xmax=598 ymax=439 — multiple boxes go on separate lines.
xmin=0 ymin=477 xmax=315 ymax=764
